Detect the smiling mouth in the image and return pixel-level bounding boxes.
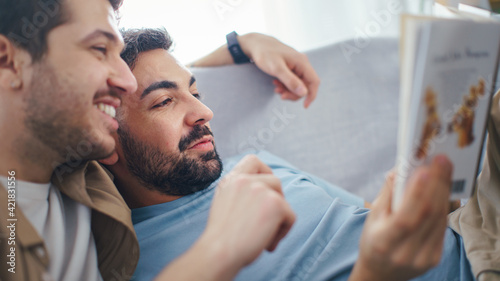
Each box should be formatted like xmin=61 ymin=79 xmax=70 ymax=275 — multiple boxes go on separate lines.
xmin=95 ymin=103 xmax=116 ymax=118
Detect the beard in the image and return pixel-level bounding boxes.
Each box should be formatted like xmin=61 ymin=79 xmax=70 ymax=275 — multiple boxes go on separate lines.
xmin=23 ymin=61 xmax=116 ymax=166
xmin=118 ymin=124 xmax=223 ymax=196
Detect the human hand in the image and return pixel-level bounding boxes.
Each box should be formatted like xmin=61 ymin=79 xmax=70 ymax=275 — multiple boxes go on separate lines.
xmin=238 ymin=33 xmax=320 ymax=108
xmin=349 ymin=155 xmax=452 ymax=281
xmin=197 ymin=155 xmax=296 ymax=279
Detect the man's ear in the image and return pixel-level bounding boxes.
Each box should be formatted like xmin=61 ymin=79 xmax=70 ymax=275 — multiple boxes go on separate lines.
xmin=0 ymin=35 xmax=25 ymax=90
xmin=99 ymin=151 xmax=119 ymax=166
xmin=0 ymin=35 xmax=14 ymax=68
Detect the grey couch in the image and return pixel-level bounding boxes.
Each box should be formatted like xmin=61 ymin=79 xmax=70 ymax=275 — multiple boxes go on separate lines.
xmin=191 ymin=37 xmax=400 ymax=202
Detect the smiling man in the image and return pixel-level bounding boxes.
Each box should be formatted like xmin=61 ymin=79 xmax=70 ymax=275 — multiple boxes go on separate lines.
xmin=0 ymin=0 xmax=302 ymax=280
xmin=0 ymin=0 xmax=137 ymax=280
xmin=102 ymin=27 xmax=476 ymax=281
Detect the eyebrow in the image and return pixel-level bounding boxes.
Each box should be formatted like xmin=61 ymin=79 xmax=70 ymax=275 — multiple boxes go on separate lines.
xmin=82 ymin=29 xmax=120 ymax=45
xmin=141 ymin=76 xmax=197 ymax=100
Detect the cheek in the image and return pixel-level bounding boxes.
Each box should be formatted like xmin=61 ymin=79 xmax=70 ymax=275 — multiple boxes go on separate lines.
xmin=84 ymin=69 xmax=106 ymax=86
xmin=29 ymin=64 xmax=84 ymax=119
xmin=55 ymin=52 xmax=108 ymax=95
xmin=76 ymin=62 xmax=108 ymax=93
xmin=148 ymin=123 xmax=180 ymax=150
xmin=130 ymin=114 xmax=182 ymax=151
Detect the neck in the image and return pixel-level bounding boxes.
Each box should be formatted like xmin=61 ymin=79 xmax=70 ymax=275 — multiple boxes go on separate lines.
xmin=110 ymin=164 xmax=182 ymax=209
xmin=0 ymin=133 xmax=60 ymax=183
xmin=0 ymin=111 xmax=59 ymax=183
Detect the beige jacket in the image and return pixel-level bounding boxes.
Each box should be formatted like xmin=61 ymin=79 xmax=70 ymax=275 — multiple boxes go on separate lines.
xmin=0 ymin=161 xmax=139 ymax=281
xmin=449 ymin=91 xmax=500 ymax=280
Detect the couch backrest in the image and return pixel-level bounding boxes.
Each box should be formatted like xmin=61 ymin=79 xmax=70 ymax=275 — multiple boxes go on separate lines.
xmin=191 ymin=37 xmax=400 ymax=201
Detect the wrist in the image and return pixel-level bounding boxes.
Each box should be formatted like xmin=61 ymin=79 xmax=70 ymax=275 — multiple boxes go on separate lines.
xmin=349 ymin=260 xmax=386 ymax=281
xmin=191 ymin=232 xmax=244 ymax=281
xmin=227 ymin=32 xmax=254 ymax=63
xmin=349 ymin=259 xmax=412 ymax=281
xmin=236 ymin=32 xmax=258 ymax=61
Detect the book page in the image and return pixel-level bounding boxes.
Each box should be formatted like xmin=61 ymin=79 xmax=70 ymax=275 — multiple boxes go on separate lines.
xmin=394 ymin=17 xmax=500 ymax=209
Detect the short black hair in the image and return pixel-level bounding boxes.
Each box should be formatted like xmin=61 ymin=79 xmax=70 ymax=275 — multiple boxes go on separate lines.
xmin=120 ymin=27 xmax=174 ymax=70
xmin=0 ymin=0 xmax=123 ymax=62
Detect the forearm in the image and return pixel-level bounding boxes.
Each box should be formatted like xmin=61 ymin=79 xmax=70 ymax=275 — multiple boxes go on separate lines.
xmin=348 ymin=263 xmax=376 ymax=281
xmin=188 ymin=33 xmax=257 ymax=67
xmin=188 ymin=44 xmax=233 ymax=67
xmin=153 ymin=234 xmax=241 ymax=281
xmin=348 ymin=261 xmax=395 ymax=281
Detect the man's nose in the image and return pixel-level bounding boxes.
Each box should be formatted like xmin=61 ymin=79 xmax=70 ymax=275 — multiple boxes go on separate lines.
xmin=185 ymin=96 xmax=214 ymax=127
xmin=108 ymin=57 xmax=138 ymax=96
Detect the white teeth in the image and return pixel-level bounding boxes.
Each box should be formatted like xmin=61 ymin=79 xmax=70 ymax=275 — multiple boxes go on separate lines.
xmin=95 ymin=103 xmax=116 ymax=118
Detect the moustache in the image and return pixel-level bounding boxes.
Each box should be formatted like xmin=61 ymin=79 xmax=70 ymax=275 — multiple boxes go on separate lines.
xmin=178 ymin=125 xmax=214 ymax=152
xmin=94 ymin=88 xmax=121 ymax=100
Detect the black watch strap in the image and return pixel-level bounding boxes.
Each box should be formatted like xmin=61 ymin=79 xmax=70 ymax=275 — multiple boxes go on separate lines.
xmin=226 ymin=31 xmax=251 ymax=64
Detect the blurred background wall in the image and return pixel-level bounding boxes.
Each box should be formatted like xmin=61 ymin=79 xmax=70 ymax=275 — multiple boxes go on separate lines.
xmin=118 ymin=0 xmax=430 ymax=64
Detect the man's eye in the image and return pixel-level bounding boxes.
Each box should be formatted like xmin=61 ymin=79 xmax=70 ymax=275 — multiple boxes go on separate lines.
xmin=193 ymin=93 xmax=201 ymax=100
xmin=92 ymin=46 xmax=108 ymax=55
xmin=152 ymin=98 xmax=172 ymax=109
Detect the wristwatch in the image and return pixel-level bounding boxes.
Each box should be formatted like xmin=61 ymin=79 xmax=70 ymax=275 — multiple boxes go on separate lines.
xmin=226 ymin=31 xmax=251 ymax=64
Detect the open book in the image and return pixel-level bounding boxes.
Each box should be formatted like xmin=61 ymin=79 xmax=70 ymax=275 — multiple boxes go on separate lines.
xmin=393 ymin=7 xmax=500 ymax=209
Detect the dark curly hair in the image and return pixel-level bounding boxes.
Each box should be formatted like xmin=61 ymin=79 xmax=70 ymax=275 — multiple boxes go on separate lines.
xmin=120 ymin=27 xmax=174 ymax=70
xmin=0 ymin=0 xmax=123 ymax=62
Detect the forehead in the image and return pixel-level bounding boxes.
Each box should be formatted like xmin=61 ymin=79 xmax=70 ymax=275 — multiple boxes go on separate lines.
xmin=53 ymin=0 xmax=122 ymax=43
xmin=132 ymin=49 xmax=192 ymax=93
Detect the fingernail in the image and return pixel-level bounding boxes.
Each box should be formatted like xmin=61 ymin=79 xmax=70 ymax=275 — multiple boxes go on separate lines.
xmin=435 ymin=155 xmax=451 ymax=169
xmin=294 ymin=86 xmax=307 ymax=97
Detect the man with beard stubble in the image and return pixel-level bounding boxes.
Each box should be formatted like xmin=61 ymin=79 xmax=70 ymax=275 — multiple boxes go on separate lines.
xmin=0 ymin=0 xmax=335 ymax=280
xmin=99 ymin=27 xmax=476 ymax=281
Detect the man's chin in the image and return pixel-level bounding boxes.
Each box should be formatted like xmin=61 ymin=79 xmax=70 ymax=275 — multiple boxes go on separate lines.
xmin=202 ymin=148 xmax=220 ymax=159
xmin=85 ymin=135 xmax=117 ymax=162
xmin=190 ymin=148 xmax=222 ymax=170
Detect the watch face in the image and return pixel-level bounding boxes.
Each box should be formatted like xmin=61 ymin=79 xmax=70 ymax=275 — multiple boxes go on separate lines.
xmin=231 ymin=45 xmax=242 ymax=55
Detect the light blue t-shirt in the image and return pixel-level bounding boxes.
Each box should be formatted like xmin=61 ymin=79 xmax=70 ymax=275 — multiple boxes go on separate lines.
xmin=131 ymin=151 xmax=473 ymax=281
